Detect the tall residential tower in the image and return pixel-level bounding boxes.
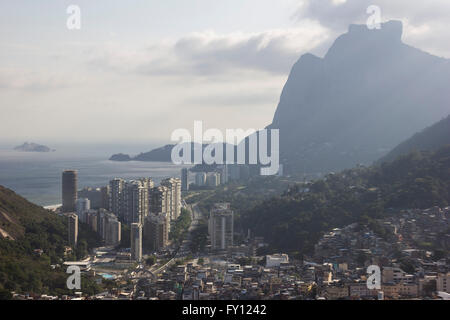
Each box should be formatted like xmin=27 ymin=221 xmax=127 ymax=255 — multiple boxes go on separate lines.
xmin=208 ymin=203 xmax=234 ymax=251
xmin=62 ymin=170 xmax=78 ymax=213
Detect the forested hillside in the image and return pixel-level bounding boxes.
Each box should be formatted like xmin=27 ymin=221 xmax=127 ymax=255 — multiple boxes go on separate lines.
xmin=0 ymin=186 xmax=101 ymax=298
xmin=240 ymin=146 xmax=450 ymax=254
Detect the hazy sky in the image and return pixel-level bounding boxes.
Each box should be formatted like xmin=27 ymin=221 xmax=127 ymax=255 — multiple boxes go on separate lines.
xmin=1 ymin=0 xmax=449 ymax=146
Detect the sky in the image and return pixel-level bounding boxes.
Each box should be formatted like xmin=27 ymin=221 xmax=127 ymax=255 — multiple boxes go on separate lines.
xmin=0 ymin=0 xmax=449 ymax=147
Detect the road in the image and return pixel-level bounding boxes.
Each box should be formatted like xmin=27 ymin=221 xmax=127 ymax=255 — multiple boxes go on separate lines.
xmin=126 ymin=202 xmax=209 ymax=284
xmin=175 ymin=203 xmax=203 ymax=259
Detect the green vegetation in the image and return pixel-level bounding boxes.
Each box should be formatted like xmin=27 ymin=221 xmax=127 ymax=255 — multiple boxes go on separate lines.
xmin=0 ymin=186 xmax=102 ymax=298
xmin=239 ymin=146 xmax=450 ymax=254
xmin=119 ymin=224 xmax=130 ymax=248
xmin=169 ymin=208 xmax=192 ymax=244
xmin=190 ymin=224 xmax=208 ymax=253
xmin=185 ymin=175 xmax=297 ymax=221
xmin=145 ymin=255 xmax=156 ymax=266
xmin=75 ymin=222 xmax=102 ymax=260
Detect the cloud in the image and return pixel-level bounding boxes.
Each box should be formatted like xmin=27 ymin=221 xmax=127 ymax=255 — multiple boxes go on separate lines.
xmin=88 ymin=22 xmax=330 ymax=77
xmin=0 ymin=68 xmax=76 ymax=90
xmin=187 ymin=91 xmax=278 ymax=108
xmin=295 ymin=0 xmax=450 ymax=58
xmin=170 ymin=24 xmax=329 ymax=75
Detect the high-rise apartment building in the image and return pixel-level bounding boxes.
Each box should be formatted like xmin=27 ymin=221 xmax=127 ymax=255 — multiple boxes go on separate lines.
xmin=144 ymin=213 xmax=169 ymax=252
xmin=181 ymin=168 xmax=189 ymax=191
xmin=109 ymin=178 xmax=125 ymax=217
xmin=100 ymin=186 xmax=110 ymax=210
xmin=208 ymin=203 xmax=234 ymax=251
xmin=62 ymin=170 xmax=78 ymax=212
xmin=161 ymin=178 xmax=181 ymax=221
xmin=67 ymin=213 xmax=78 ymax=248
xmin=131 ymin=223 xmax=143 ymax=262
xmin=97 ymin=208 xmax=108 ymax=239
xmin=138 ymin=177 xmax=154 ymax=189
xmin=195 ymin=172 xmax=206 ymax=187
xmin=75 ymin=198 xmax=90 ymax=223
xmin=206 ymin=173 xmax=220 ymax=187
xmin=220 ymin=165 xmax=228 ymax=184
xmin=122 ymin=180 xmax=149 ymax=224
xmin=77 ymin=186 xmax=110 ymax=210
xmin=437 ymin=273 xmax=450 ymax=293
xmin=228 ymin=164 xmax=241 ymax=181
xmin=104 ymin=213 xmax=121 ymax=246
xmin=87 ymin=210 xmax=98 ymax=233
xmin=109 ymin=178 xmax=157 ymax=224
xmin=149 ymin=186 xmax=168 ymax=215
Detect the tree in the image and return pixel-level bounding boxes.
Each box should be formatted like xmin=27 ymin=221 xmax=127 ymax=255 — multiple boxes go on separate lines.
xmin=0 ymin=288 xmax=12 ymax=300
xmin=145 ymin=255 xmax=156 ymax=266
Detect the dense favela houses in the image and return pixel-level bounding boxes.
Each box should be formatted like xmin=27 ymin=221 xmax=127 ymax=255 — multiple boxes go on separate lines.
xmin=54 ymin=165 xmax=449 ymax=301
xmin=49 ymin=172 xmax=450 ymax=300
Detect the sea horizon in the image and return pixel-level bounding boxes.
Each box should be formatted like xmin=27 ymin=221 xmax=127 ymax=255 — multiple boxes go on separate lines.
xmin=0 ymin=146 xmax=190 ymax=207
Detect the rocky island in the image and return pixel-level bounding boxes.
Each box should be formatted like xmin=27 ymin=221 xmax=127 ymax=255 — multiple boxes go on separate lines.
xmin=14 ymin=142 xmax=54 ymax=153
xmin=109 ymin=144 xmax=174 ymax=162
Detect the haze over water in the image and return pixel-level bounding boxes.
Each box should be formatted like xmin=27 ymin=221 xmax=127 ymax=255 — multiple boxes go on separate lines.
xmin=0 ymin=145 xmax=187 ymax=206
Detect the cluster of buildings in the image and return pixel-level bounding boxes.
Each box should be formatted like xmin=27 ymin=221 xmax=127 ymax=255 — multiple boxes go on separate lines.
xmin=61 ymin=170 xmax=182 ymax=260
xmin=59 ymin=171 xmax=448 ymax=300
xmin=108 ymin=177 xmax=181 ymax=224
xmin=194 ymin=172 xmax=221 ymax=188
xmin=309 ymin=206 xmax=450 ymax=299
xmin=190 ymin=163 xmax=280 ymax=189
xmin=137 ymin=249 xmax=314 ymax=300
xmin=134 ymin=206 xmax=448 ymax=300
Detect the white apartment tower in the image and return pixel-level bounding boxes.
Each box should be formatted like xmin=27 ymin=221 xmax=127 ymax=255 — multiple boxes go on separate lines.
xmin=109 ymin=178 xmax=125 ymax=217
xmin=122 ymin=180 xmax=149 ymax=224
xmin=67 ymin=213 xmax=78 ymax=248
xmin=131 ymin=223 xmax=143 ymax=262
xmin=161 ymin=178 xmax=181 ymax=221
xmin=208 ymin=203 xmax=234 ymax=250
xmin=104 ymin=213 xmax=121 ymax=246
xmin=75 ymin=198 xmax=90 ymax=223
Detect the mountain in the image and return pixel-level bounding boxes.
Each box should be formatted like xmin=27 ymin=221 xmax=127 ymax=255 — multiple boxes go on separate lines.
xmin=110 ymin=143 xmax=239 ymax=163
xmin=379 ymin=114 xmax=450 ymax=163
xmin=109 ymin=153 xmax=132 ymax=162
xmin=240 ymin=145 xmax=450 ymax=254
xmin=0 ymin=185 xmax=101 ymax=297
xmin=268 ymin=21 xmax=450 ymax=174
xmin=14 ymin=142 xmax=54 ymax=152
xmin=110 ymin=144 xmax=175 ymax=162
xmin=133 ymin=144 xmax=175 ymax=162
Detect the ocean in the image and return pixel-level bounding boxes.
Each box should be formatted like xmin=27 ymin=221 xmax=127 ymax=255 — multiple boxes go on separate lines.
xmin=0 ymin=147 xmax=189 ymax=207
